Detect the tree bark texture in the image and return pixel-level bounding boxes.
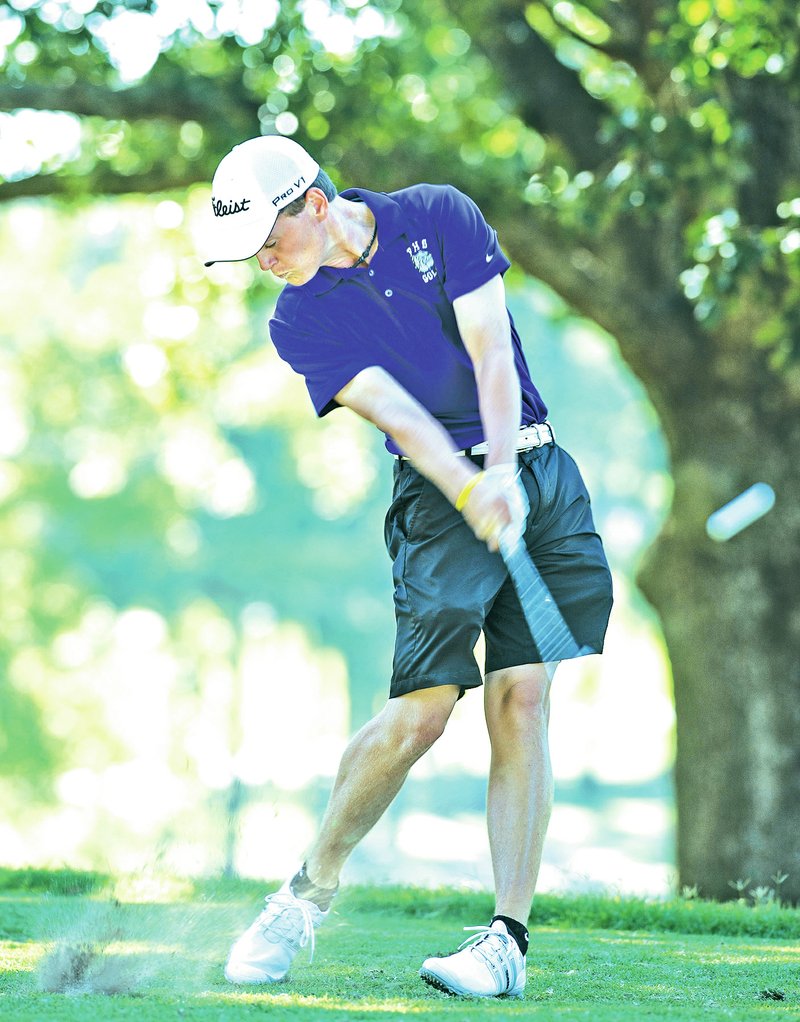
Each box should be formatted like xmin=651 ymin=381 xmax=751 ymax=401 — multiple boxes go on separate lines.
xmin=638 ymin=391 xmax=800 ymax=901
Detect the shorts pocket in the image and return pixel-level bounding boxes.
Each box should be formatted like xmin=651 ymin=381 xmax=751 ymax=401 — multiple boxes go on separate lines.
xmin=384 ymin=470 xmax=425 ymax=555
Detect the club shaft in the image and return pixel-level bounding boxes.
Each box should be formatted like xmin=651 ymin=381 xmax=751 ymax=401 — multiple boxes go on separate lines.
xmin=498 ymin=536 xmax=588 ymax=663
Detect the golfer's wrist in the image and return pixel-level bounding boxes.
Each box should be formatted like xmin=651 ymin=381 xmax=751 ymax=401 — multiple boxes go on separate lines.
xmin=483 ymin=462 xmax=518 ymax=481
xmin=455 ymin=471 xmax=485 ymax=512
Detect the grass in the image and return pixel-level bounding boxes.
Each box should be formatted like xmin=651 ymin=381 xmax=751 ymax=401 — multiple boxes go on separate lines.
xmin=0 ymin=869 xmax=799 ymax=1020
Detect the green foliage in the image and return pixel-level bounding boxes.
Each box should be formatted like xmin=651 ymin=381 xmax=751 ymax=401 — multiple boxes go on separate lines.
xmin=0 ymin=194 xmax=398 ymax=861
xmin=3 ymin=0 xmax=800 ymax=383
xmin=337 ymin=884 xmax=800 ymax=938
xmin=5 ymin=868 xmax=799 ymax=939
xmin=4 ymin=0 xmax=800 ymax=377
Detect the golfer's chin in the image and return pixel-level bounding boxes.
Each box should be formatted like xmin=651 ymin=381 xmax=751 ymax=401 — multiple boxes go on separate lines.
xmin=273 ymin=267 xmax=315 ymax=287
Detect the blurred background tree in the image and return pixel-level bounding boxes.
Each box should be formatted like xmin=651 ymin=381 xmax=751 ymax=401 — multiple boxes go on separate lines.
xmin=1 ymin=0 xmax=797 ymax=900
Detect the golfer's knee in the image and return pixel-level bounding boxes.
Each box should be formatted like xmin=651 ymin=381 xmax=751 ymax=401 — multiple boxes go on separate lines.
xmin=407 ymin=707 xmax=452 ymax=754
xmin=392 ymin=686 xmax=457 ymax=758
xmin=401 ymin=719 xmax=444 ymax=759
xmin=488 ymin=666 xmax=552 ymax=724
xmin=506 ymin=692 xmax=550 ymax=743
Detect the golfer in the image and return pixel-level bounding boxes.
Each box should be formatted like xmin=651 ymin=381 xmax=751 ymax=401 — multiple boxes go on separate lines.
xmin=199 ymin=135 xmax=613 ymax=999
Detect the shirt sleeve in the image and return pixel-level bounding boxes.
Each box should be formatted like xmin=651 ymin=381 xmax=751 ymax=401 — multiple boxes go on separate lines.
xmin=434 ymin=186 xmax=511 ymax=302
xmin=269 ymin=301 xmax=369 ymax=417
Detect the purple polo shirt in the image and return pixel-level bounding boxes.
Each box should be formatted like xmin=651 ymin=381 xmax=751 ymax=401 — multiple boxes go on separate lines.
xmin=268 ymin=184 xmax=548 ymax=455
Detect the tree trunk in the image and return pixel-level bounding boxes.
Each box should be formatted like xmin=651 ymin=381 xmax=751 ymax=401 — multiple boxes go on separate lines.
xmin=459 ymin=188 xmax=800 ymax=902
xmin=638 ymin=382 xmax=800 ymax=903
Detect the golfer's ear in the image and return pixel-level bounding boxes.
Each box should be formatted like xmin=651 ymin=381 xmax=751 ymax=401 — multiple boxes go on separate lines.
xmin=305 ymin=188 xmax=330 ymax=220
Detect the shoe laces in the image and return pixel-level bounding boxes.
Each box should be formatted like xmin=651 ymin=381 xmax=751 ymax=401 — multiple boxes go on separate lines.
xmin=258 ymin=891 xmax=319 ymax=963
xmin=458 ymin=926 xmax=516 ymax=966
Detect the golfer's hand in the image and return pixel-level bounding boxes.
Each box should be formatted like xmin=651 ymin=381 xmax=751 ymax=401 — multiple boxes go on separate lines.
xmin=458 ymin=464 xmax=529 ymax=552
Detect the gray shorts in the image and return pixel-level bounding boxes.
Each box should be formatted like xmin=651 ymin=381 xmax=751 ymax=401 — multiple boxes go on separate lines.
xmin=383 ymin=443 xmax=613 ymax=698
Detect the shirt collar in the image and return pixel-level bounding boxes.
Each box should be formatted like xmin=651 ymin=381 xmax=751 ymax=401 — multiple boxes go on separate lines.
xmin=300 ymin=187 xmax=408 ymax=296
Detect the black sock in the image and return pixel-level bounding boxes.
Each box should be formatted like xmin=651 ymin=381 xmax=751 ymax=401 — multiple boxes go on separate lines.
xmin=290 ymin=863 xmax=338 ymax=912
xmin=491 ymin=914 xmax=529 ymax=956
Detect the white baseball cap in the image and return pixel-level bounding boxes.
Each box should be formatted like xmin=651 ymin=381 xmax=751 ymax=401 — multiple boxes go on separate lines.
xmin=200 ymin=136 xmax=320 ymax=267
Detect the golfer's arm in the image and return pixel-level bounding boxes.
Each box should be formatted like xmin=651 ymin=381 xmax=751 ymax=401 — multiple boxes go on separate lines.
xmin=453 ymin=274 xmax=521 ymax=469
xmin=334 ymin=367 xmax=477 ymax=506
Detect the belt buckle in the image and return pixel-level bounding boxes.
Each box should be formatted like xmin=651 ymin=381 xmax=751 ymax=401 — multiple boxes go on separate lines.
xmin=518 ymin=423 xmax=541 ymax=451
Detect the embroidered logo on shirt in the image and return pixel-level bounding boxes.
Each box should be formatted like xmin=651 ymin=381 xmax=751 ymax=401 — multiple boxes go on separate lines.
xmin=407 ymin=239 xmax=438 ymax=283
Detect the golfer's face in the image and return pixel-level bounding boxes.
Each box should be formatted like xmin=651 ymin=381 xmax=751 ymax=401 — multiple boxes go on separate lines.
xmin=255 ymin=207 xmax=320 ymax=286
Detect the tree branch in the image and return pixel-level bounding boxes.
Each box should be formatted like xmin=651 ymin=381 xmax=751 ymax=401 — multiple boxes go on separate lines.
xmin=443 ymin=0 xmax=619 ymax=171
xmin=0 ymin=71 xmax=254 ymax=128
xmin=726 ymin=74 xmax=800 ymax=225
xmin=496 ymin=209 xmax=703 ymax=423
xmin=542 ymin=0 xmax=646 ymax=64
xmin=0 ymin=163 xmax=208 ymax=202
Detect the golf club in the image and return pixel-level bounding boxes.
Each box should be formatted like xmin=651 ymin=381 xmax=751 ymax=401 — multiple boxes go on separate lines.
xmin=498 ymin=531 xmax=592 ymax=663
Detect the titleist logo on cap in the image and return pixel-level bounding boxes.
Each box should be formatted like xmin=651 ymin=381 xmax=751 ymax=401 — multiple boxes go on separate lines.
xmin=212 ymin=197 xmax=251 ymax=217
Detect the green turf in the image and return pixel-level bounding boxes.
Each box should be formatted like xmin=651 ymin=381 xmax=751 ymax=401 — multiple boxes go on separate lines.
xmin=0 ymin=870 xmax=798 ymax=1021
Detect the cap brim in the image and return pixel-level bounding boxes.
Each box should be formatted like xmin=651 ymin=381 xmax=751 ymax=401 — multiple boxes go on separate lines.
xmin=200 ymin=209 xmax=277 ymax=267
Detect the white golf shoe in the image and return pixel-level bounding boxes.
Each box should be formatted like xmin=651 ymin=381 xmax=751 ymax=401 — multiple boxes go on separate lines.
xmin=419 ymin=920 xmax=526 ymax=998
xmin=224 ymin=880 xmax=328 ymax=984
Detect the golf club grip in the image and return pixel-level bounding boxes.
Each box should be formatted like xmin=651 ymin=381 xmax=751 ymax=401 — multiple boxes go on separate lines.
xmin=498 ymin=535 xmax=591 ymax=663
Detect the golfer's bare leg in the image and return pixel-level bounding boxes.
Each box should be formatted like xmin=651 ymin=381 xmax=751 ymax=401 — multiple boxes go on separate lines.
xmin=484 ymin=662 xmax=557 ymax=923
xmin=305 ymin=684 xmax=461 ymax=888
